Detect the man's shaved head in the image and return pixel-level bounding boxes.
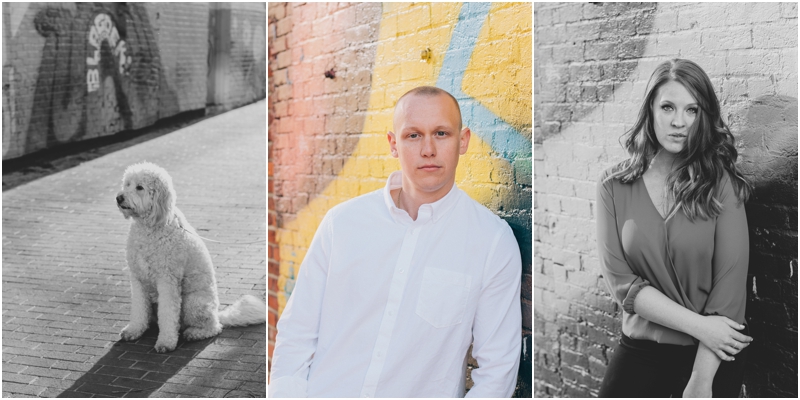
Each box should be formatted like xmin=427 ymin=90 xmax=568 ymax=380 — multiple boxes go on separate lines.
xmin=394 ymin=86 xmax=462 ymax=131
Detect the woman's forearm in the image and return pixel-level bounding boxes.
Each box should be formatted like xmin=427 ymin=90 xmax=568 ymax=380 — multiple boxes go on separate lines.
xmin=692 ymin=342 xmax=721 ymax=382
xmin=632 ymin=286 xmax=705 ymax=339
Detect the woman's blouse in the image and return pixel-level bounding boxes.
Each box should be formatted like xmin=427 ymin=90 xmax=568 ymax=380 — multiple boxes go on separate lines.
xmin=596 ymin=169 xmax=749 ymax=345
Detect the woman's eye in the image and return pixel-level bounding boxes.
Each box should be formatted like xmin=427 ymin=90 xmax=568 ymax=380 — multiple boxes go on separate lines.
xmin=661 ymin=105 xmax=673 ymax=112
xmin=136 ymin=185 xmax=144 ymax=191
xmin=687 ymin=107 xmax=698 ymax=114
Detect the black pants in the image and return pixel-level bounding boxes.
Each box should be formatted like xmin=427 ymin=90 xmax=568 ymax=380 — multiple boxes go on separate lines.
xmin=599 ymin=331 xmax=748 ymax=398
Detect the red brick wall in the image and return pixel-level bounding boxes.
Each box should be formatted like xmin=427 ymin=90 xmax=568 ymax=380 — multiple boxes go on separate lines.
xmin=534 ymin=2 xmax=797 ymax=397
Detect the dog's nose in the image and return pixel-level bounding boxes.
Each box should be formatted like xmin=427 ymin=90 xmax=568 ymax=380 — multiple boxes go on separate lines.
xmin=116 ymin=195 xmax=124 ymax=204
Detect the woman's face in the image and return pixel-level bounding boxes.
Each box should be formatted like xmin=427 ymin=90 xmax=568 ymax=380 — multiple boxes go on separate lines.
xmin=651 ymin=80 xmax=698 ymax=154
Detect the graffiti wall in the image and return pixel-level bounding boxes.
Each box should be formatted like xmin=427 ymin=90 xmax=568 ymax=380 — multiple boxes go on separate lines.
xmin=534 ymin=2 xmax=797 ymax=397
xmin=268 ymin=2 xmax=532 ymax=396
xmin=1 ymin=2 xmax=266 ymax=160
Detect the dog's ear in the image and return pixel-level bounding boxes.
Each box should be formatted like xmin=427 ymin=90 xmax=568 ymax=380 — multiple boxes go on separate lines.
xmin=147 ymin=172 xmax=177 ymax=227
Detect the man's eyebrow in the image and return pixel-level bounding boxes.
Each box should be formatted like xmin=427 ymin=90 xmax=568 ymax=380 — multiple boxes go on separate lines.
xmin=401 ymin=125 xmax=456 ymax=132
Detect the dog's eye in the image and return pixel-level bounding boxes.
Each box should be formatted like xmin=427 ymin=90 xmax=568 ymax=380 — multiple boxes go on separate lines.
xmin=136 ymin=185 xmax=144 ymax=191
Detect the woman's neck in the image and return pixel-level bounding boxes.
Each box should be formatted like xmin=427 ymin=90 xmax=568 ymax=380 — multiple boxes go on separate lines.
xmin=649 ymin=148 xmax=678 ymax=175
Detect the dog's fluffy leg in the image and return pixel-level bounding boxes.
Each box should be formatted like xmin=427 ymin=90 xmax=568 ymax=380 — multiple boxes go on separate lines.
xmin=120 ymin=278 xmax=151 ymax=341
xmin=154 ymin=279 xmax=182 ymax=353
xmin=219 ymin=295 xmax=267 ymax=327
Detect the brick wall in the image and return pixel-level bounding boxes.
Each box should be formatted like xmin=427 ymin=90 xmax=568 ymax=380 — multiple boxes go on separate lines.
xmin=1 ymin=2 xmax=266 ymax=160
xmin=534 ymin=2 xmax=797 ymax=397
xmin=268 ymin=2 xmax=532 ymax=396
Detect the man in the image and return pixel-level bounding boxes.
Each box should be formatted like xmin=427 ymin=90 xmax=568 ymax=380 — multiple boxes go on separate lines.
xmin=270 ymin=86 xmax=522 ymax=397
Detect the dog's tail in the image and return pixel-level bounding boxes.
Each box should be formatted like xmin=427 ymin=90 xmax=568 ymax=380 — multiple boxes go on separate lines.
xmin=219 ymin=295 xmax=267 ymax=327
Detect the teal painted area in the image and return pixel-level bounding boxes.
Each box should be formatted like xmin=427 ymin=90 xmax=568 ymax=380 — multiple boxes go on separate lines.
xmin=436 ymin=2 xmax=531 ymax=161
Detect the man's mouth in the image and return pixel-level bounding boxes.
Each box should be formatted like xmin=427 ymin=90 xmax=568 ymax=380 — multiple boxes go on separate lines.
xmin=419 ymin=165 xmax=441 ymax=171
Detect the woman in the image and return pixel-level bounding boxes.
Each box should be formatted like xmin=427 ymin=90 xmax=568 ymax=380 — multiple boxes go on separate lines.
xmin=596 ymin=59 xmax=753 ymax=398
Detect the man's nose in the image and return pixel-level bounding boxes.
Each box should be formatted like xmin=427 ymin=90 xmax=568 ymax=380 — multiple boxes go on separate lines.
xmin=421 ymin=136 xmax=435 ymax=156
xmin=116 ymin=195 xmax=124 ymax=204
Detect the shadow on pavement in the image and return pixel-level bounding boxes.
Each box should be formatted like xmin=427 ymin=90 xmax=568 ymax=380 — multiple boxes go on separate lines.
xmin=56 ymin=326 xmax=214 ymax=398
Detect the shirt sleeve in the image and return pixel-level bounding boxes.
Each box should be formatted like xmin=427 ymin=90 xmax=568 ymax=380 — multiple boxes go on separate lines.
xmin=269 ymin=212 xmax=334 ymax=398
xmin=596 ymin=172 xmax=650 ymax=314
xmin=701 ymin=174 xmax=749 ymax=323
xmin=466 ymin=225 xmax=522 ymax=398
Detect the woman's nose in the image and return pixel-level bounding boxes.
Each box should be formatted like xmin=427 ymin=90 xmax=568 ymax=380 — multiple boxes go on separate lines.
xmin=671 ymin=112 xmax=686 ymax=128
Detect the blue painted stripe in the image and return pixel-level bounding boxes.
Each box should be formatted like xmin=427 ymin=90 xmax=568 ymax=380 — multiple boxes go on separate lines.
xmin=436 ymin=2 xmax=531 ymax=159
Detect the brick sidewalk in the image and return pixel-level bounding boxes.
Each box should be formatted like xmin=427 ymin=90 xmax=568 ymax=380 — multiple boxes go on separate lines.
xmin=2 ymin=100 xmax=267 ymax=397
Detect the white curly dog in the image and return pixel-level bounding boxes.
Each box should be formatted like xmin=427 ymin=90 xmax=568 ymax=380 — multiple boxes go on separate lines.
xmin=116 ymin=162 xmax=266 ymax=353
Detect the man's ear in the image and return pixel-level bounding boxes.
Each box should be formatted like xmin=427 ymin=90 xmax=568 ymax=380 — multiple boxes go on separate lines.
xmin=459 ymin=127 xmax=471 ymax=155
xmin=387 ymin=131 xmax=399 ymax=158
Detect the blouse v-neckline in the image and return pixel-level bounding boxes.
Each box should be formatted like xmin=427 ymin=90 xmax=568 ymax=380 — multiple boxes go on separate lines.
xmin=639 ymin=177 xmax=679 ymax=223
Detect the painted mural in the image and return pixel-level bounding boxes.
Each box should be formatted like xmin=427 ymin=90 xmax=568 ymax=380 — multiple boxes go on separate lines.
xmin=2 ymin=3 xmax=267 ymax=161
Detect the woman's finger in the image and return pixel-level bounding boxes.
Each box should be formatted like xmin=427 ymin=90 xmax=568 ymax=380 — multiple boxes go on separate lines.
xmin=732 ymin=331 xmax=753 ymax=343
xmin=725 ymin=318 xmax=745 ymax=330
xmin=726 ymin=343 xmax=741 ymax=355
xmin=717 ymin=349 xmax=735 ymax=361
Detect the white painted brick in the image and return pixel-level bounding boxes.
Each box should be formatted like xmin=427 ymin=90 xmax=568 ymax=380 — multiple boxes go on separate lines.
xmin=721 ymin=78 xmax=748 ymax=102
xmin=560 ymin=121 xmax=596 ymax=145
xmin=558 ymin=162 xmax=589 ymax=180
xmin=677 ymin=5 xmax=726 ymax=31
xmin=728 ymin=2 xmax=781 ymax=24
xmin=701 ymin=27 xmax=752 ymax=52
xmin=574 ymin=181 xmax=598 ymax=201
xmin=573 ymin=144 xmax=605 ymax=164
xmin=534 ymin=143 xmax=545 ymax=161
xmin=778 ymin=47 xmax=798 ymax=97
xmin=753 ymin=21 xmax=798 ymax=49
xmin=780 ymin=2 xmax=798 ymax=19
xmin=548 ymin=177 xmax=576 ymax=197
xmin=543 ymin=140 xmax=575 ymax=161
xmin=747 ymin=77 xmax=776 ymax=98
xmin=727 ymin=49 xmax=781 ymax=75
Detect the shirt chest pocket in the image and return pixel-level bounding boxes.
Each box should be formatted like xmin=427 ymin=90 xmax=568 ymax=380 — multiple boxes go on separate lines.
xmin=415 ymin=268 xmax=472 ymax=329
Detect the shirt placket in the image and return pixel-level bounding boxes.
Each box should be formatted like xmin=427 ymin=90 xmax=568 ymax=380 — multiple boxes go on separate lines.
xmin=359 ymin=225 xmax=421 ymax=398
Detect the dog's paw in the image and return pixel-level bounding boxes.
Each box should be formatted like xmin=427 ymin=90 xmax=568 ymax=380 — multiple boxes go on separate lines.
xmin=183 ymin=326 xmax=222 ymax=342
xmin=120 ymin=324 xmax=146 ymax=341
xmin=154 ymin=336 xmax=177 ymax=353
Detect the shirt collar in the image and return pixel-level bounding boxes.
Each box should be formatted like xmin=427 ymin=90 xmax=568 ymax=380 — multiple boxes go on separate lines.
xmin=383 ymin=171 xmax=460 ymax=225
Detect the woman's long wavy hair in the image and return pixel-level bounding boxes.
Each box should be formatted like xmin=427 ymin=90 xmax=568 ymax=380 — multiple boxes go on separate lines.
xmin=606 ymin=59 xmax=751 ymax=221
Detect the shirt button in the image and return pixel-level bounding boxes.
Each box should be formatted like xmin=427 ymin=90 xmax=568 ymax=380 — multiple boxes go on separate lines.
xmin=399 ymin=269 xmax=404 ymax=273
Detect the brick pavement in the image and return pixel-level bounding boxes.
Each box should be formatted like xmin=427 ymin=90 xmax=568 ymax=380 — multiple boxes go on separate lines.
xmin=2 ymin=100 xmax=267 ymax=397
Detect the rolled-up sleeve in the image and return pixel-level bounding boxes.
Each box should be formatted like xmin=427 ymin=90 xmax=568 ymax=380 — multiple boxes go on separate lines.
xmin=270 ymin=212 xmax=334 ymax=398
xmin=596 ymin=172 xmax=650 ymax=314
xmin=702 ymin=175 xmax=749 ymax=323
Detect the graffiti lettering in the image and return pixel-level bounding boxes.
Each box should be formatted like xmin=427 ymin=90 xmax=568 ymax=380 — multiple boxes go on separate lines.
xmin=86 ymin=13 xmax=130 ymax=92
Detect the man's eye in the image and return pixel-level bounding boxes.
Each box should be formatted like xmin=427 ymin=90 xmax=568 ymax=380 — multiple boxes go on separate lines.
xmin=409 ymin=133 xmax=419 ymax=139
xmin=436 ymin=131 xmax=448 ymax=136
xmin=136 ymin=185 xmax=144 ymax=190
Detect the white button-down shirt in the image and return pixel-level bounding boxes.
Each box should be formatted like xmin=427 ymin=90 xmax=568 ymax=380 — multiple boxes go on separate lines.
xmin=270 ymin=171 xmax=522 ymax=398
